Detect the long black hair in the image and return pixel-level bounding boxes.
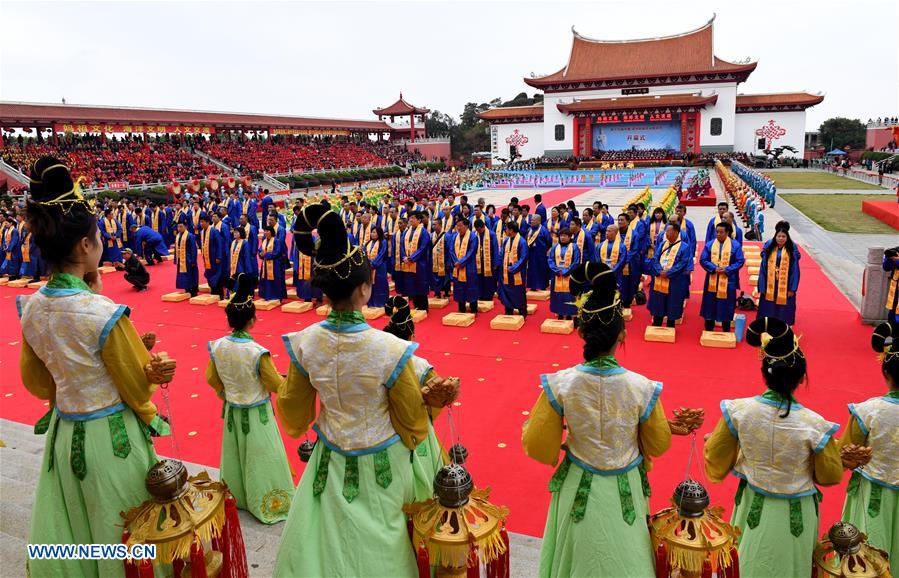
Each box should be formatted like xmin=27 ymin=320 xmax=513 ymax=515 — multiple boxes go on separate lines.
xmin=569 ymin=262 xmax=624 ymax=361
xmin=383 ymin=295 xmax=414 ymax=341
xmin=293 ymin=200 xmax=371 ymax=303
xmin=872 ymin=322 xmax=899 ymax=385
xmin=746 ymin=317 xmax=807 ymax=417
xmin=25 ymin=157 xmax=98 ymax=269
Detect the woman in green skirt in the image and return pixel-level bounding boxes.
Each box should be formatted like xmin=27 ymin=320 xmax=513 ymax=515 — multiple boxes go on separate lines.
xmin=838 ymin=322 xmax=898 ymax=559
xmin=17 ymin=158 xmax=175 ymax=577
xmin=382 ymin=294 xmax=454 ymax=500
xmin=522 ymin=262 xmax=700 ymax=577
xmin=275 ymin=201 xmax=456 ymax=577
xmin=206 ymin=273 xmax=294 ymax=524
xmin=704 ymin=317 xmax=843 ymax=578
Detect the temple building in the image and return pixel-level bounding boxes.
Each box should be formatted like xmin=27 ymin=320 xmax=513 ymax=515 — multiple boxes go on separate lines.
xmin=478 ymin=16 xmax=823 ymax=161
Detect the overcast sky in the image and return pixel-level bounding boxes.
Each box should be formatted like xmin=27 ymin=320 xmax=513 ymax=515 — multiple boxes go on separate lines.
xmin=1 ymin=0 xmax=896 ymax=131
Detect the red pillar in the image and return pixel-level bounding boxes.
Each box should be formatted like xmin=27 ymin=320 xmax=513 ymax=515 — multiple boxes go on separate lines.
xmin=693 ymin=111 xmax=701 ymax=154
xmin=410 ymin=113 xmax=415 ymax=143
xmin=572 ymin=117 xmax=580 ymax=157
xmin=584 ymin=116 xmax=593 ymax=158
xmin=680 ymin=113 xmax=688 ymax=153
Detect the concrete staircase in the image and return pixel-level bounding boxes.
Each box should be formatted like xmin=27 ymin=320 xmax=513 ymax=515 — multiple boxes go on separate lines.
xmin=191 ymin=149 xmax=236 ymax=175
xmin=0 ymin=418 xmax=541 ymax=577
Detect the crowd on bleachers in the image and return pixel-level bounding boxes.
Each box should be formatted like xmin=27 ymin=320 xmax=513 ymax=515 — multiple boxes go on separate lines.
xmin=594 ymin=148 xmax=675 ymax=161
xmin=196 ymin=137 xmax=390 ymax=176
xmin=694 ymin=151 xmax=751 ymax=164
xmin=2 ymin=135 xmax=217 ymax=188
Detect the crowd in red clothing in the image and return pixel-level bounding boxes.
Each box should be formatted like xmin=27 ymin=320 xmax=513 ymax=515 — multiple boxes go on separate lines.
xmin=2 ymin=135 xmax=216 ymax=188
xmin=196 ymin=138 xmax=390 ymax=176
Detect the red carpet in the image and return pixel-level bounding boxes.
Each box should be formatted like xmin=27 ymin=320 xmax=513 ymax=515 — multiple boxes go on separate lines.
xmin=680 ymin=187 xmax=718 ymax=206
xmin=0 ymin=241 xmax=882 ymax=538
xmin=862 ymin=200 xmax=899 ymax=230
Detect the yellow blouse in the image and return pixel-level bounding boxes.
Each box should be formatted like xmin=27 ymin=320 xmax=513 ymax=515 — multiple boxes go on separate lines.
xmin=20 ymin=316 xmax=162 ymax=425
xmin=205 ymin=353 xmax=284 ymax=396
xmin=277 ymin=359 xmax=430 ymax=450
xmin=837 ymin=416 xmax=867 ymax=448
xmin=703 ymin=417 xmax=843 ymax=485
xmin=521 ymin=391 xmax=672 ymax=470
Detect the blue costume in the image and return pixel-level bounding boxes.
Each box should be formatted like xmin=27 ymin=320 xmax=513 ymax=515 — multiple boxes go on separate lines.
xmin=1 ymin=224 xmax=22 ymax=277
xmin=430 ymin=231 xmax=452 ymax=297
xmin=240 ymin=223 xmax=259 ymax=275
xmin=645 ymin=238 xmax=692 ymax=322
xmin=570 ymin=229 xmax=595 ymax=266
xmin=133 ymin=226 xmax=169 ymax=262
xmin=199 ymin=226 xmax=226 ymax=291
xmin=885 ymin=254 xmax=899 ymax=326
xmin=227 ymin=198 xmax=242 ymax=226
xmin=699 ymin=238 xmax=745 ymax=323
xmin=144 ymin=208 xmax=168 ymax=245
xmin=526 ymin=224 xmax=552 ymax=291
xmin=241 ymin=198 xmax=259 ymax=228
xmin=18 ymin=231 xmax=42 ymax=279
xmin=548 ymin=242 xmax=580 ymax=317
xmin=498 ymin=233 xmax=529 ymax=314
xmin=229 ymin=238 xmax=255 ymax=278
xmin=451 ymin=228 xmax=479 ymax=305
xmin=391 ymin=229 xmax=406 ymax=296
xmin=595 ymin=237 xmax=628 ymax=292
xmin=535 ymin=202 xmax=548 ymax=223
xmin=476 ymin=228 xmax=499 ymax=301
xmin=260 ymin=195 xmax=274 ymax=218
xmin=99 ymin=217 xmax=124 ymax=264
xmin=756 ymin=241 xmax=801 ymax=325
xmin=365 ymin=239 xmax=389 ymax=307
xmin=174 ymin=230 xmax=199 ymax=292
xmin=258 ymin=235 xmax=287 ymax=301
xmin=403 ymin=225 xmax=431 ymax=298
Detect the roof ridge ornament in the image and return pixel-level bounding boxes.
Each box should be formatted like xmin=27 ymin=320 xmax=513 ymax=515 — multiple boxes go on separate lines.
xmin=570 ymin=14 xmax=716 ymax=45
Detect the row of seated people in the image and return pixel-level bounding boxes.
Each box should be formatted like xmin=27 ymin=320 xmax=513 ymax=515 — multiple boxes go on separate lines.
xmin=362 ymin=142 xmax=423 ymax=165
xmin=196 ymin=137 xmax=389 ymax=175
xmin=2 ymin=135 xmax=217 ymax=188
xmin=592 ymin=148 xmax=676 ymax=161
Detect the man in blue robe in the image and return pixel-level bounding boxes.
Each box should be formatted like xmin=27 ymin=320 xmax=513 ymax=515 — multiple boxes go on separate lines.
xmin=474 ymin=219 xmax=499 ymax=301
xmin=644 ymin=223 xmax=692 ymax=327
xmin=131 ymin=224 xmax=169 ymax=265
xmin=390 ymin=217 xmax=407 ymax=297
xmin=699 ymin=221 xmax=745 ymax=332
xmin=534 ymin=193 xmax=547 ymax=223
xmin=98 ymin=208 xmax=124 ymax=265
xmin=498 ymin=221 xmax=529 ymax=317
xmin=173 ymin=222 xmax=199 ymax=296
xmin=403 ymin=212 xmax=431 ymax=311
xmin=429 ymin=219 xmax=451 ymax=299
xmin=451 ymin=218 xmax=479 ymax=314
xmin=237 ymin=214 xmax=259 ymax=276
xmin=595 ymin=224 xmax=628 ymax=293
xmin=258 ymin=225 xmax=287 ymax=301
xmin=198 ymin=215 xmax=226 ymax=298
xmin=227 ymin=192 xmax=242 ymax=226
xmin=568 ymin=217 xmax=595 ymax=266
xmin=228 ymin=226 xmax=256 ymax=279
xmin=705 ymin=202 xmax=730 ymax=242
xmin=260 ymin=189 xmax=274 ymax=218
xmin=525 ymin=214 xmax=552 ymax=290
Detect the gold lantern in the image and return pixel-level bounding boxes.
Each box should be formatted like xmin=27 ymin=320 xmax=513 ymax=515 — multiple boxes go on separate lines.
xmin=650 ymin=480 xmax=741 ymax=578
xmin=812 ymin=522 xmax=891 ymax=578
xmin=404 ymin=460 xmax=510 ymax=578
xmin=121 ymin=459 xmax=248 ymax=578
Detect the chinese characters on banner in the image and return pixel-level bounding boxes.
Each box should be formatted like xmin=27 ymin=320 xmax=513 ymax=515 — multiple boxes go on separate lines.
xmin=53 ymin=123 xmax=215 ymax=135
xmin=491 ymin=126 xmax=498 ymax=154
xmin=591 ymin=112 xmax=674 ymax=124
xmin=270 ymin=128 xmax=350 ymax=136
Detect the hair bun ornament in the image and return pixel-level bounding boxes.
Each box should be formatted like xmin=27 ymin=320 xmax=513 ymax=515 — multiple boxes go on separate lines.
xmin=226 ymin=273 xmax=257 ymax=311
xmin=746 ymin=317 xmax=803 ymax=363
xmin=872 ymin=322 xmax=898 ymax=363
xmin=384 ymin=295 xmax=414 ymax=328
xmin=28 ymin=157 xmax=89 ymax=212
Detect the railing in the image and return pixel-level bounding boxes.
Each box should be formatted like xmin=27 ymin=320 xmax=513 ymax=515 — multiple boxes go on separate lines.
xmin=267 ymin=164 xmax=394 ymax=177
xmin=0 ymin=158 xmax=29 ymax=185
xmin=261 ymin=173 xmax=289 ymax=191
xmin=192 ymin=149 xmax=236 ymax=174
xmin=392 ymin=137 xmax=451 ymax=145
xmin=866 ymin=119 xmax=898 ymax=128
xmin=815 ymin=165 xmax=898 ymax=188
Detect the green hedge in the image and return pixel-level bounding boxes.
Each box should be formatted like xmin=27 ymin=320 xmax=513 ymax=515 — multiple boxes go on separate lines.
xmin=860 ymin=151 xmax=895 ymax=162
xmin=412 ymin=161 xmax=445 ymax=172
xmin=286 ymin=166 xmax=404 ymax=189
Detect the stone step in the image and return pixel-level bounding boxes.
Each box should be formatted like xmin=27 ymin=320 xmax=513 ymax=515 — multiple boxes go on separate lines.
xmin=0 ymin=530 xmax=28 ymax=575
xmin=0 ymin=501 xmax=33 ymax=541
xmin=1 ymin=476 xmax=35 ymax=511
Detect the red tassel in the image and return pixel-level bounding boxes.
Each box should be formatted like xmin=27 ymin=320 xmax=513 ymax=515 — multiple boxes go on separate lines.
xmin=728 ymin=547 xmax=740 ymax=578
xmin=189 ymin=539 xmax=208 ymax=578
xmin=416 ymin=542 xmax=430 ymax=578
xmin=122 ymin=531 xmax=139 ymax=578
xmin=136 ymin=559 xmax=154 ymax=578
xmin=700 ymin=559 xmax=713 ymax=578
xmin=219 ymin=494 xmax=249 ymax=578
xmin=173 ymin=559 xmax=185 ymax=578
xmin=466 ymin=544 xmax=480 ymax=578
xmin=495 ymin=528 xmax=510 ymax=578
xmin=655 ymin=544 xmax=670 ymax=578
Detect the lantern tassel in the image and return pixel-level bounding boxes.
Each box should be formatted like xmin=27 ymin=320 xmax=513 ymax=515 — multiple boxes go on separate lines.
xmin=655 ymin=544 xmax=670 ymax=578
xmin=219 ymin=494 xmax=249 ymax=578
xmin=189 ymin=539 xmax=208 ymax=578
xmin=727 ymin=547 xmax=740 ymax=578
xmin=416 ymin=541 xmax=430 ymax=578
xmin=700 ymin=559 xmax=713 ymax=578
xmin=466 ymin=544 xmax=480 ymax=578
xmin=486 ymin=527 xmax=510 ymax=578
xmin=122 ymin=531 xmax=138 ymax=578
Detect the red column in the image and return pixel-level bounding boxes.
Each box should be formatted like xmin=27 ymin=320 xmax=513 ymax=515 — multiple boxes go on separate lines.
xmin=410 ymin=113 xmax=415 ymax=143
xmin=572 ymin=117 xmax=580 ymax=157
xmin=680 ymin=114 xmax=688 ymax=153
xmin=584 ymin=116 xmax=593 ymax=157
xmin=692 ymin=111 xmax=701 ymax=154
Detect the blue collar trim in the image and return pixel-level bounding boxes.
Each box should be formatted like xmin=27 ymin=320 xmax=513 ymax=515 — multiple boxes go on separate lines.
xmin=754 ymin=395 xmax=804 ymax=411
xmin=319 ymin=321 xmax=370 ymax=333
xmin=576 ymin=364 xmax=627 ymax=376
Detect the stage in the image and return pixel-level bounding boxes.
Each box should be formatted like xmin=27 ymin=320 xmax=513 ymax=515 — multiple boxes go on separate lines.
xmin=0 ymin=232 xmax=881 ymax=539
xmin=862 ymin=199 xmax=899 ymax=230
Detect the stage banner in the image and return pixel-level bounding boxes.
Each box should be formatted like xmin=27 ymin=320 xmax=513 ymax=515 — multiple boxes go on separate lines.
xmin=271 ymin=128 xmax=350 ymax=136
xmin=593 ymin=120 xmax=681 ymax=151
xmin=54 ymin=123 xmax=215 ymax=135
xmin=106 ymin=181 xmax=129 ymax=190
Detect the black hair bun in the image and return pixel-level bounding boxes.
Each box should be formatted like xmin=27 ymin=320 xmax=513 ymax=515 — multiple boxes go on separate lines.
xmin=293 ymin=200 xmax=347 ymax=263
xmin=385 ymin=295 xmax=411 ymax=320
xmin=774 ymin=220 xmax=791 ymax=233
xmin=872 ymin=322 xmax=893 ymax=353
xmin=230 ymin=273 xmax=258 ymax=300
xmin=29 ymin=157 xmax=75 ymax=202
xmin=746 ymin=317 xmax=793 ymax=356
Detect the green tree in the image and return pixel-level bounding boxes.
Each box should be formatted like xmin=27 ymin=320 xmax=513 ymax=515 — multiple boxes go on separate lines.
xmin=819 ymin=117 xmax=866 ymax=150
xmin=424 ymin=111 xmax=455 ymax=137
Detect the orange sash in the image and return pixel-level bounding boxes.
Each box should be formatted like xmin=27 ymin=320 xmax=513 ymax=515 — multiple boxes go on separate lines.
xmin=192 ymin=210 xmax=201 ymax=231
xmin=648 ymin=221 xmax=664 ymax=259
xmin=230 ymin=240 xmax=242 ymax=273
xmin=393 ymin=230 xmax=403 ymax=263
xmin=366 ymin=240 xmax=381 ymax=283
xmin=176 ymin=232 xmax=188 ymax=273
xmin=297 ymin=252 xmax=313 ymax=281
xmin=766 ymin=248 xmax=790 ymax=306
xmin=21 ymin=232 xmax=30 ymax=263
xmin=118 ymin=213 xmax=129 ymax=242
xmin=654 ymin=240 xmax=682 ymax=295
xmin=201 ymin=229 xmax=213 ymax=269
xmin=3 ymin=226 xmax=11 ymax=260
xmin=242 ymin=199 xmax=251 ymax=215
xmin=454 ymin=232 xmax=471 ymax=282
xmin=476 ymin=232 xmax=492 ymax=275
xmin=549 ymin=218 xmax=561 ymax=242
xmin=573 ymin=230 xmax=585 ymax=261
xmin=503 ymin=234 xmax=523 ymax=286
xmin=432 ymin=233 xmax=446 ymax=274
xmin=151 ymin=209 xmax=161 ymax=231
xmin=707 ymin=237 xmax=733 ymax=299
xmin=261 ymin=238 xmax=275 ymax=281
xmin=104 ymin=218 xmax=120 ymax=248
xmin=599 ymin=239 xmax=620 ymax=269
xmin=887 ymin=268 xmax=899 ymax=314
xmin=404 ymin=225 xmax=424 ymax=274
xmin=553 ymin=243 xmax=574 ymax=292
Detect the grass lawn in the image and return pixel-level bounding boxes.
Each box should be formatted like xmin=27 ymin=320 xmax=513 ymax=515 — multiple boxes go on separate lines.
xmin=779 ymin=194 xmax=897 ymax=233
xmin=762 ymin=171 xmax=883 ymax=190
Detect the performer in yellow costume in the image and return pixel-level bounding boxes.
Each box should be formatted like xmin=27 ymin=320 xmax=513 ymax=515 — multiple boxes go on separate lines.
xmin=17 ymin=157 xmax=176 ymax=577
xmin=206 ymin=273 xmax=295 ymax=524
xmin=704 ymin=317 xmax=843 ymax=578
xmin=274 ymin=201 xmax=455 ymax=577
xmin=839 ymin=322 xmax=898 ymax=559
xmin=522 ymin=262 xmax=701 ymax=577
